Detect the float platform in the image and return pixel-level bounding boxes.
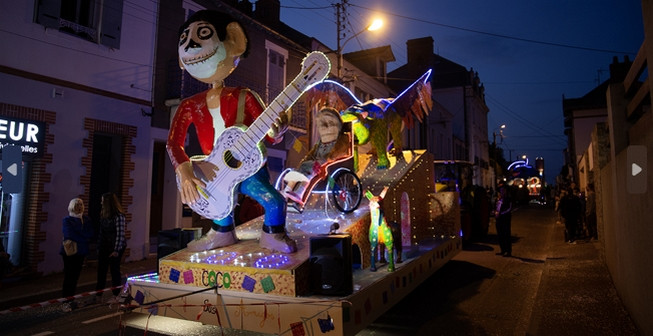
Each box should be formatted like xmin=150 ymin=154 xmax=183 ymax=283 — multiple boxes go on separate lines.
xmin=127 ymin=150 xmax=462 ymax=335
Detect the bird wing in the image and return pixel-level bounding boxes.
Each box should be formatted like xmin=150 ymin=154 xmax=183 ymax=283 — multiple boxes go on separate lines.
xmin=302 ymin=80 xmax=362 ymax=112
xmin=385 ymin=69 xmax=433 ymax=128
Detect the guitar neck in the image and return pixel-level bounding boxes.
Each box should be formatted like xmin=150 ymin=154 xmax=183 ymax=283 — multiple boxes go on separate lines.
xmin=242 ymin=82 xmax=303 ymax=146
xmin=236 ymin=53 xmax=328 ymax=150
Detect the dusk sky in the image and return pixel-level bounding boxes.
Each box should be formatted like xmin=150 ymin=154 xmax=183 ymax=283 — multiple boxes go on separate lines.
xmin=278 ymin=0 xmax=645 ymax=184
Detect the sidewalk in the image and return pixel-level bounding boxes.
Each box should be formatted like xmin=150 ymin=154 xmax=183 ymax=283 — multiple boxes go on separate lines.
xmin=0 ymin=255 xmax=157 ymax=311
xmin=525 ymin=215 xmax=638 ymax=335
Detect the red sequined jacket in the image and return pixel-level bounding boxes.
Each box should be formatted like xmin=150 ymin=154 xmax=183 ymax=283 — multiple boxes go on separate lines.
xmin=166 ymin=87 xmax=275 ymax=169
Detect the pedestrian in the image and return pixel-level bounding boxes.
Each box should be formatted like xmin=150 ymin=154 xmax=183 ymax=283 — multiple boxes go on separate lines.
xmin=559 ymin=187 xmax=581 ymax=243
xmin=554 ymin=188 xmax=564 ymax=224
xmin=60 ymin=198 xmax=94 ymax=312
xmin=495 ymin=186 xmax=513 ymax=257
xmin=576 ymin=188 xmax=586 ymax=238
xmin=585 ymin=183 xmax=597 ymax=240
xmin=95 ymin=192 xmax=126 ymax=303
xmin=0 ymin=240 xmax=12 ymax=278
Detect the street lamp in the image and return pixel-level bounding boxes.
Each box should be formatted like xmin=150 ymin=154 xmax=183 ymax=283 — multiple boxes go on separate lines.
xmin=491 ymin=124 xmax=506 ymax=187
xmin=492 ymin=124 xmax=506 ymax=145
xmin=336 ymin=18 xmax=383 ymax=79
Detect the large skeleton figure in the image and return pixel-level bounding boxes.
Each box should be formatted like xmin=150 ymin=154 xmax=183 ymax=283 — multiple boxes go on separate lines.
xmin=166 ymin=10 xmax=296 ymax=253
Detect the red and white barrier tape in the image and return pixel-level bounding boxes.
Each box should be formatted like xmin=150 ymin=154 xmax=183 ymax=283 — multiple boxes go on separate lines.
xmin=0 ymin=285 xmax=122 ymax=315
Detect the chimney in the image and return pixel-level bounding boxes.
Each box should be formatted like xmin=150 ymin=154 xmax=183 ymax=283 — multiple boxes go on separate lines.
xmin=406 ymin=37 xmax=434 ymax=65
xmin=254 ymin=0 xmax=280 ymax=27
xmin=236 ymin=0 xmax=253 ymax=15
xmin=609 ymin=55 xmax=633 ymax=82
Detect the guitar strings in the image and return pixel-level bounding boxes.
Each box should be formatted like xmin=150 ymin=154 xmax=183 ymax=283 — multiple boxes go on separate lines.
xmin=197 ymin=55 xmax=327 ymax=208
xmin=201 ymin=72 xmax=313 ymax=196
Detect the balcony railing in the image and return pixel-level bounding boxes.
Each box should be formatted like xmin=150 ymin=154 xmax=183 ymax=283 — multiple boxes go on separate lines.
xmin=58 ymin=18 xmax=98 ymax=43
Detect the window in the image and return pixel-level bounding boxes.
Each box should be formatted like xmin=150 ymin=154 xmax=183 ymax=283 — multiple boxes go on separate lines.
xmin=35 ymin=0 xmax=123 ymax=49
xmin=0 ymin=161 xmax=29 ymax=268
xmin=264 ymin=41 xmax=288 ymax=103
xmin=267 ymin=49 xmax=285 ymax=102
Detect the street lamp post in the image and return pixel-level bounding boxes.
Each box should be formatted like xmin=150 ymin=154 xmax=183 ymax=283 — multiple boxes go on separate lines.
xmin=492 ymin=124 xmax=506 ymax=187
xmin=335 ymin=13 xmax=382 ymax=79
xmin=492 ymin=124 xmax=506 ymax=147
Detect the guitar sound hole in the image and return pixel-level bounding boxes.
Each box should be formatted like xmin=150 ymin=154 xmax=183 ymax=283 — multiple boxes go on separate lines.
xmin=224 ymin=150 xmax=242 ymax=169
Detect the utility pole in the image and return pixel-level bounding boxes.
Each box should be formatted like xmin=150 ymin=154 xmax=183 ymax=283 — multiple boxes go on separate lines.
xmin=335 ymin=1 xmax=348 ymax=79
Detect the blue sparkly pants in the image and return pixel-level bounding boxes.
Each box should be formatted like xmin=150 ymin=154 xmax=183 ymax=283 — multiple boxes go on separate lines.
xmin=212 ymin=167 xmax=286 ymax=231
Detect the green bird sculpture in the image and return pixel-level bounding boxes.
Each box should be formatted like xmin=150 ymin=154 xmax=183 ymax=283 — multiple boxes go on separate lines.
xmin=303 ymin=70 xmax=433 ymax=169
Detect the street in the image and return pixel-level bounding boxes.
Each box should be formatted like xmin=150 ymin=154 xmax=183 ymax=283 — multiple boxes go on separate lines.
xmin=360 ymin=204 xmax=638 ymax=335
xmin=0 ymin=297 xmax=136 ymax=336
xmin=0 ymin=205 xmax=638 ymax=336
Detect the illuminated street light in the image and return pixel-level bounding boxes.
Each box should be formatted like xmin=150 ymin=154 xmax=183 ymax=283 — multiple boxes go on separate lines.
xmin=336 ymin=17 xmax=383 ymax=79
xmin=491 ymin=124 xmax=506 ymax=188
xmin=492 ymin=124 xmax=506 ymax=145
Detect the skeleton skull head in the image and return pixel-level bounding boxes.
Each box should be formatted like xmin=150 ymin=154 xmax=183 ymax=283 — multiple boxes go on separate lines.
xmin=317 ymin=107 xmax=343 ymax=143
xmin=178 ymin=21 xmax=226 ymax=80
xmin=177 ymin=10 xmax=248 ymax=86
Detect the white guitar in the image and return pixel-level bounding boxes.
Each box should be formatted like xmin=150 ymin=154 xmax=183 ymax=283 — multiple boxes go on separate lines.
xmin=188 ymin=51 xmax=331 ymax=220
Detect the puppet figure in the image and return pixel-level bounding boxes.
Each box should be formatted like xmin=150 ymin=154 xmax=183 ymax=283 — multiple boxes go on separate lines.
xmin=166 ymin=10 xmax=296 ymax=253
xmin=304 ymin=70 xmax=432 ymax=169
xmin=282 ymin=107 xmax=351 ymax=205
xmin=366 ymin=187 xmax=395 ymax=272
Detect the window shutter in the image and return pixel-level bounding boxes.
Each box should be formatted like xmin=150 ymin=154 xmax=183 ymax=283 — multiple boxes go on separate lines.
xmin=268 ymin=50 xmax=284 ymax=102
xmin=36 ymin=0 xmax=62 ymax=29
xmin=100 ymin=0 xmax=123 ymax=49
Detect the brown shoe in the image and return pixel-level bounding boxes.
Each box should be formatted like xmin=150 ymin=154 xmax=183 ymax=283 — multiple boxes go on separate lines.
xmin=186 ymin=229 xmax=238 ymax=251
xmin=259 ymin=231 xmax=297 ymax=253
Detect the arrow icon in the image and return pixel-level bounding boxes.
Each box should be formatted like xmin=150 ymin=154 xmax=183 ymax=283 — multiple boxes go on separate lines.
xmin=7 ymin=163 xmax=17 ymax=176
xmin=632 ymin=163 xmax=642 ymax=177
xmin=1 ymin=145 xmax=22 ymax=193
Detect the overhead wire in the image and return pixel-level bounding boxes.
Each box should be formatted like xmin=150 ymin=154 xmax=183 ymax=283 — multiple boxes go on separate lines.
xmin=486 ymin=94 xmax=567 ymax=146
xmin=349 ymin=3 xmax=638 ymax=56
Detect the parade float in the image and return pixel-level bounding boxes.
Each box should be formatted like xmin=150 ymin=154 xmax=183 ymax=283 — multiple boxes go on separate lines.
xmin=126 ymin=10 xmax=461 ymax=335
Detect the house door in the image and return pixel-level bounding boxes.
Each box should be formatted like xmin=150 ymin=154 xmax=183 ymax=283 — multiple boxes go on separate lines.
xmin=89 ymin=133 xmax=123 ymax=224
xmin=149 ymin=141 xmax=165 ymax=238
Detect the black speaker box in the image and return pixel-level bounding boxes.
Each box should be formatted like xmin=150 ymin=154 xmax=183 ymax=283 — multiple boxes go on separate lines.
xmin=157 ymin=228 xmax=196 ymax=271
xmin=309 ymin=234 xmax=353 ymax=296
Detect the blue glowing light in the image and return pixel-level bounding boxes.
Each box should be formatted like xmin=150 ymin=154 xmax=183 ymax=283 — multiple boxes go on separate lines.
xmin=507 ymin=158 xmax=532 ymax=171
xmin=128 ymin=272 xmax=159 ymax=283
xmin=254 ymin=254 xmax=290 ymax=269
xmin=203 ymin=251 xmax=239 ymax=265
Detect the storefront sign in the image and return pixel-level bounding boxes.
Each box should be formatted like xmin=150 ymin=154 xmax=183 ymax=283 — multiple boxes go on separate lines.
xmin=0 ymin=116 xmax=46 ymax=159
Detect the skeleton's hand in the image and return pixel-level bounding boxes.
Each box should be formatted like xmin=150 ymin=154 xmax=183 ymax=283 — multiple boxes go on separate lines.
xmin=267 ymin=110 xmax=290 ymax=143
xmin=175 ymin=161 xmax=205 ymax=205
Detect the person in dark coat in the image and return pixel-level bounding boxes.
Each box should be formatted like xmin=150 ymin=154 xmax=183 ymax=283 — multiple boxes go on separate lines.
xmin=560 ymin=187 xmax=581 ymax=243
xmin=95 ymin=192 xmax=126 ymax=302
xmin=60 ymin=198 xmax=94 ymax=312
xmin=585 ymin=183 xmax=597 ymax=240
xmin=495 ymin=186 xmax=513 ymax=257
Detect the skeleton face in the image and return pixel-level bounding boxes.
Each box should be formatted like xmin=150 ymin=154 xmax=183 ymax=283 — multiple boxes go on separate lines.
xmin=317 ymin=111 xmax=342 ymax=143
xmin=178 ymin=21 xmax=226 ymax=80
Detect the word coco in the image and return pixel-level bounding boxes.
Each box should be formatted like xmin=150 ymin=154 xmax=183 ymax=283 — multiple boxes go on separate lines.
xmin=201 ymin=270 xmax=232 ymax=288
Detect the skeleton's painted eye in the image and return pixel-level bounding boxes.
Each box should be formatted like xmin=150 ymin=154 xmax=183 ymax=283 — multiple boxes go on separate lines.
xmin=197 ymin=26 xmax=214 ymax=40
xmin=179 ymin=29 xmax=189 ymax=46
